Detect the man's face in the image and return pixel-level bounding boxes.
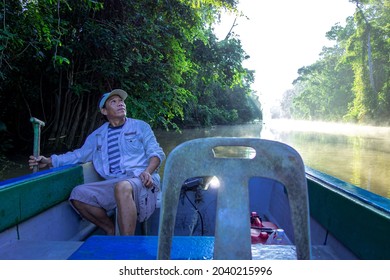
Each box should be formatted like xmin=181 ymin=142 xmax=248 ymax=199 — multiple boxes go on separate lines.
xmin=101 ymin=95 xmax=127 ymax=119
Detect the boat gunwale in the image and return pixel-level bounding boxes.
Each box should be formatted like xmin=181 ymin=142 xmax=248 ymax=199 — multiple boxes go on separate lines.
xmin=305 ymin=166 xmax=390 ymax=216
xmin=0 ymin=164 xmax=78 ymax=190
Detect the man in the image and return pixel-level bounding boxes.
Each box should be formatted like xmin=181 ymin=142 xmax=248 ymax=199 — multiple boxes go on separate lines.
xmin=28 ymin=89 xmax=165 ymax=235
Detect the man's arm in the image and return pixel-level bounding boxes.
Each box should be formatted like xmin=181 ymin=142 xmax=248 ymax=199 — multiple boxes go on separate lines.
xmin=140 ymin=156 xmax=161 ymax=187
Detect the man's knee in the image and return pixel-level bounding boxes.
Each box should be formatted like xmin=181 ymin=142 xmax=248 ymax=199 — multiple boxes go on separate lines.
xmin=70 ymin=199 xmax=85 ymax=214
xmin=115 ymin=181 xmax=134 ymax=198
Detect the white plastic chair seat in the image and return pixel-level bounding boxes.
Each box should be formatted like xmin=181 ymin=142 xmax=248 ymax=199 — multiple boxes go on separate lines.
xmin=157 ymin=137 xmax=311 ymax=260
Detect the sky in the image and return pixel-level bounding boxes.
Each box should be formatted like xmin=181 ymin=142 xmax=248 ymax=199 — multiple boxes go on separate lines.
xmin=214 ymin=0 xmax=356 ymax=116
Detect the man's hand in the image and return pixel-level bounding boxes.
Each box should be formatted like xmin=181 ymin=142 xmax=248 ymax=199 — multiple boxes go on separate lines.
xmin=28 ymin=155 xmax=52 ymax=169
xmin=140 ymin=171 xmax=154 ymax=188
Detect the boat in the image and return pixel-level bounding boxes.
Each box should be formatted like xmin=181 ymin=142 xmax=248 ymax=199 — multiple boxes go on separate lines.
xmin=0 ymin=137 xmax=389 ymax=260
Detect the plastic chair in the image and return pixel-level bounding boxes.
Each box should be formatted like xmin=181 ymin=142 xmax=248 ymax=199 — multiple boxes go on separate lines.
xmin=157 ymin=137 xmax=311 ymax=259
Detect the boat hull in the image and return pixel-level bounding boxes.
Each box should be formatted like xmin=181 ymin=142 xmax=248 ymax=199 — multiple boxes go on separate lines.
xmin=0 ymin=162 xmax=389 ymax=260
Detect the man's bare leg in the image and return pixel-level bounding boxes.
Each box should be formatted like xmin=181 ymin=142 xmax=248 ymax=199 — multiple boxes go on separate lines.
xmin=71 ymin=199 xmax=115 ymax=235
xmin=115 ymin=181 xmax=137 ymax=235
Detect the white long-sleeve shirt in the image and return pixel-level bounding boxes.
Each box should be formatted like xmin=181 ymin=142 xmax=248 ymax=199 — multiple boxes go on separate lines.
xmin=51 ymin=118 xmax=165 ymax=181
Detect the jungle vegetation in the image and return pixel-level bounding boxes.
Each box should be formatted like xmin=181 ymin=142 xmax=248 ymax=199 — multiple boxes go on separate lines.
xmin=0 ymin=0 xmax=260 ymax=157
xmin=1 ymin=0 xmax=389 ymax=174
xmin=280 ymin=0 xmax=390 ymax=125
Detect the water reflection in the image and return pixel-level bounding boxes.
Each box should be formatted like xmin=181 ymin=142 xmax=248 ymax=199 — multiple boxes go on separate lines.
xmin=155 ymin=123 xmax=263 ymax=156
xmin=155 ymin=120 xmax=390 ymax=199
xmin=262 ymin=119 xmax=390 ymax=199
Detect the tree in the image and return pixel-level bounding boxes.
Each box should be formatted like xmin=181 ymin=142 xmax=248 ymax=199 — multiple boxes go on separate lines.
xmin=177 ymin=29 xmax=258 ymax=127
xmin=1 ymin=0 xmax=258 ymax=156
xmin=290 ymin=1 xmax=389 ymax=124
xmin=346 ymin=0 xmax=390 ymax=123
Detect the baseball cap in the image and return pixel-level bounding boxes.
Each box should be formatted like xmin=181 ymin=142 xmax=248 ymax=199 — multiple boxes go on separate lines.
xmin=98 ymin=89 xmax=128 ymax=110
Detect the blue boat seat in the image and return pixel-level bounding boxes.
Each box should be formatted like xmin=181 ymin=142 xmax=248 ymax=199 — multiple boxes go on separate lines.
xmin=157 ymin=137 xmax=312 ymax=260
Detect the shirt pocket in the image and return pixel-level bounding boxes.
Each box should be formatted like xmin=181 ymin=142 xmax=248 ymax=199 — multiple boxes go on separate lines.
xmin=123 ymin=133 xmax=143 ymax=153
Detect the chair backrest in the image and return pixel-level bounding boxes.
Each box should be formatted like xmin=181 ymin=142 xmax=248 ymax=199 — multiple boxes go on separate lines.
xmin=157 ymin=137 xmax=311 ymax=260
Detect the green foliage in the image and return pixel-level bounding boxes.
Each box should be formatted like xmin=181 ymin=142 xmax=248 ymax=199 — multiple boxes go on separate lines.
xmin=173 ymin=28 xmax=258 ymax=128
xmin=292 ymin=45 xmax=355 ymax=121
xmin=288 ymin=0 xmax=390 ymax=125
xmin=1 ymin=0 xmax=257 ymax=154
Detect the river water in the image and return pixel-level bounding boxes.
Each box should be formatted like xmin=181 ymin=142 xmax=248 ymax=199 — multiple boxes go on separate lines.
xmin=2 ymin=119 xmax=389 ymax=200
xmin=154 ymin=119 xmax=390 ymax=199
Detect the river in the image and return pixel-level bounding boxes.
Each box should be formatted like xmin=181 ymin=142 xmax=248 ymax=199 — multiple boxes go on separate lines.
xmin=154 ymin=119 xmax=390 ymax=199
xmin=2 ymin=119 xmax=389 ymax=199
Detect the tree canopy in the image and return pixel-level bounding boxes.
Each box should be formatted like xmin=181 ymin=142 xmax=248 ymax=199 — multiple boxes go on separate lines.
xmin=287 ymin=0 xmax=390 ymax=125
xmin=0 ymin=0 xmax=260 ymax=156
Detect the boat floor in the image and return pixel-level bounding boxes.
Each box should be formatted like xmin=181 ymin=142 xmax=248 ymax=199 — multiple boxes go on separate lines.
xmin=0 ymin=240 xmax=83 ymax=260
xmin=0 ymin=236 xmax=339 ymax=260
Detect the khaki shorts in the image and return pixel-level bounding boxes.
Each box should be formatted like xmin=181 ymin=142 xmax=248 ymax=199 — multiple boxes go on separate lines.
xmin=69 ymin=176 xmax=158 ymax=221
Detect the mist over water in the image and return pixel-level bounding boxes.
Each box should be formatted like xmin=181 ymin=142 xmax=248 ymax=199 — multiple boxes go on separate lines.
xmin=155 ymin=119 xmax=390 ymax=199
xmin=261 ymin=119 xmax=390 ymax=199
xmin=4 ymin=119 xmax=388 ymax=199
